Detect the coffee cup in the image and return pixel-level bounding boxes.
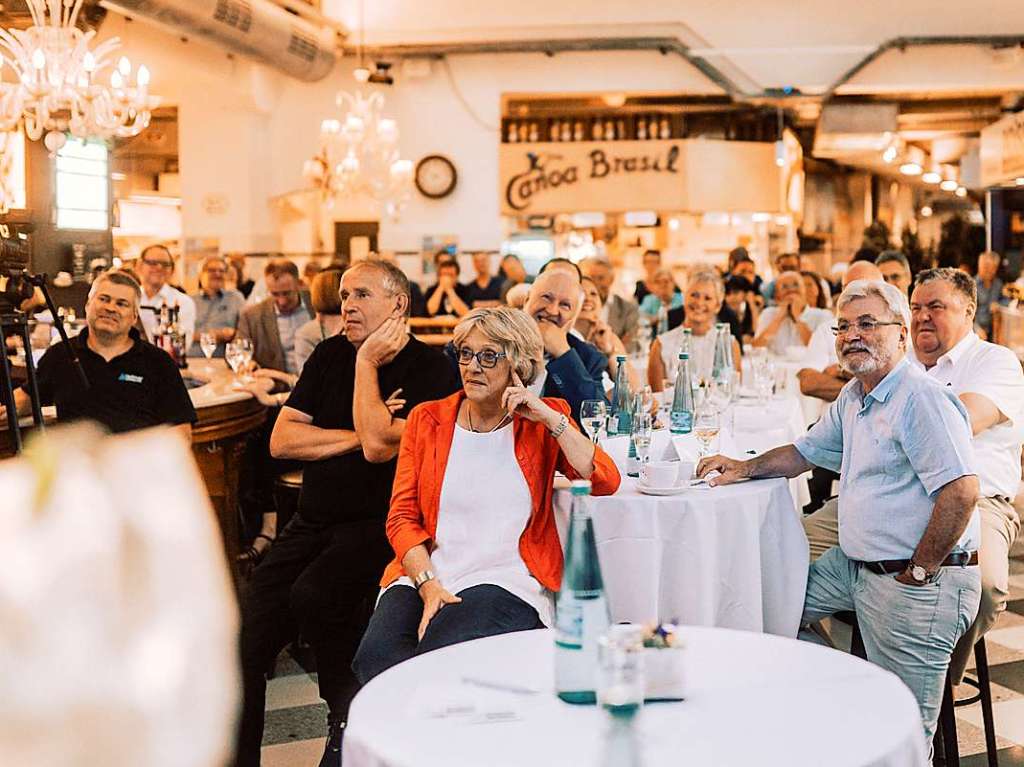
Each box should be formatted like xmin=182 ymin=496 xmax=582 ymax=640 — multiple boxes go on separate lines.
xmin=642 ymin=461 xmax=680 ymax=487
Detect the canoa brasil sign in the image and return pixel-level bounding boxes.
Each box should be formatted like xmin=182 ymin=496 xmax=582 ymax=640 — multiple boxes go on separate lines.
xmin=499 ymin=140 xmax=687 ymax=215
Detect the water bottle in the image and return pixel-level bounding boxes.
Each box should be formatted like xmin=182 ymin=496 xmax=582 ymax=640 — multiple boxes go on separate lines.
xmin=657 ymin=303 xmax=669 ymax=337
xmin=610 ymin=354 xmax=632 ymax=436
xmin=670 ymin=352 xmax=695 ymax=434
xmin=713 ymin=323 xmax=735 ymax=401
xmin=681 ymin=327 xmax=692 ymax=357
xmin=555 ymin=480 xmax=610 ymax=704
xmin=711 ymin=323 xmax=729 ymax=382
xmin=625 ymin=393 xmax=643 ymax=477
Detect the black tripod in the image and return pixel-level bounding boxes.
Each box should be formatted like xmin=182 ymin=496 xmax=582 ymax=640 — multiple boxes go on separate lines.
xmin=0 ymin=271 xmax=88 ymax=454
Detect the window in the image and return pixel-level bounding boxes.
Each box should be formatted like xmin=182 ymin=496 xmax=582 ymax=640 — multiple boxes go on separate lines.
xmin=56 ymin=138 xmax=108 ymax=230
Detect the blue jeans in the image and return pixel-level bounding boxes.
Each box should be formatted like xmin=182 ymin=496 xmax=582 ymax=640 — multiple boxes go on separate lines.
xmin=352 ymin=584 xmax=544 ymax=684
xmin=803 ymin=547 xmax=981 ymax=744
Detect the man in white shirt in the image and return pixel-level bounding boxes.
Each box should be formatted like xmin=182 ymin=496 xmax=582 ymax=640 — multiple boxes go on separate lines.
xmin=136 ymin=244 xmax=196 ymax=348
xmin=753 ymin=270 xmax=832 ymax=355
xmin=908 ymin=267 xmax=1024 ymax=684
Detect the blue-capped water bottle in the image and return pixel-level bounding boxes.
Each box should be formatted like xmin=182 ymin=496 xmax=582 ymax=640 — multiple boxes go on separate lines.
xmin=555 ymin=479 xmax=610 ymax=704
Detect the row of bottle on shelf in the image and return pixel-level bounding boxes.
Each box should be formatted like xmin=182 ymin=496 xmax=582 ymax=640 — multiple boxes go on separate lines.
xmin=504 ymin=114 xmax=675 ymax=144
xmin=153 ymin=301 xmax=188 ymax=369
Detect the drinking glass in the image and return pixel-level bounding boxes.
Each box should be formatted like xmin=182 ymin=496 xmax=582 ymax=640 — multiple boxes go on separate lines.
xmin=234 ymin=338 xmax=254 ymax=383
xmin=632 ymin=412 xmax=653 ymax=469
xmin=694 ymin=407 xmax=721 ymax=460
xmin=753 ymin=362 xmax=774 ymax=405
xmin=200 ymin=332 xmax=217 ymax=360
xmin=597 ymin=626 xmax=645 ymax=716
xmin=581 ymin=400 xmax=608 ymax=445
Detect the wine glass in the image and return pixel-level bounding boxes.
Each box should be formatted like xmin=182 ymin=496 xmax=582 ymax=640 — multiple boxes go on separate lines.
xmin=694 ymin=407 xmax=721 ymax=460
xmin=753 ymin=361 xmax=774 ymax=405
xmin=234 ymin=338 xmax=254 ymax=383
xmin=581 ymin=399 xmax=608 ymax=445
xmin=200 ymin=331 xmax=217 ymax=360
xmin=632 ymin=411 xmax=653 ymax=472
xmin=225 ymin=340 xmax=243 ymax=382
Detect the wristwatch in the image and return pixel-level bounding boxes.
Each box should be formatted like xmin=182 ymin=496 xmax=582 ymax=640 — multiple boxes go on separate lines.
xmin=414 ymin=570 xmax=436 ymax=590
xmin=907 ymin=560 xmax=932 ymax=585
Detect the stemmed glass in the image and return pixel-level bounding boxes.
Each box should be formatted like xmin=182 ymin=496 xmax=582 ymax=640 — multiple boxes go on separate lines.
xmin=581 ymin=399 xmax=608 ymax=445
xmin=694 ymin=406 xmax=721 ymax=460
xmin=632 ymin=411 xmax=653 ymax=472
xmin=199 ymin=331 xmax=217 ymax=360
xmin=234 ymin=338 xmax=254 ymax=383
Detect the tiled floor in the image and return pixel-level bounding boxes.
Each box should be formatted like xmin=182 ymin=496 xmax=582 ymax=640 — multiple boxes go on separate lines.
xmin=261 ymin=558 xmax=1024 ymax=764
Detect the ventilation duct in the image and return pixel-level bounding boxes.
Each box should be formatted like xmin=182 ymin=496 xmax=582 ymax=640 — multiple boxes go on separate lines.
xmin=99 ymin=0 xmax=337 ymax=81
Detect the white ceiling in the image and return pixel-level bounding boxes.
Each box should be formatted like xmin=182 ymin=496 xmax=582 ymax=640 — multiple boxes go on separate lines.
xmin=322 ymin=0 xmax=1024 ymax=96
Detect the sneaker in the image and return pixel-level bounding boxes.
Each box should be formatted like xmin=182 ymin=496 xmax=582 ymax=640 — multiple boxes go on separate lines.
xmin=318 ymin=719 xmax=345 ymax=767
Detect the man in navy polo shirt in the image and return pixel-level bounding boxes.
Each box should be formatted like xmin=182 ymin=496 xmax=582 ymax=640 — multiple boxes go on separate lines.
xmin=3 ymin=270 xmax=195 ymax=436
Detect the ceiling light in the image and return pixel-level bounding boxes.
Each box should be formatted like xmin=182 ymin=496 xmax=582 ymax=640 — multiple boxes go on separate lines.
xmin=899 ymin=162 xmax=923 ymax=176
xmin=920 ymin=205 xmax=933 ymax=217
xmin=922 ymin=171 xmax=942 ymax=184
xmin=601 ymin=93 xmax=627 ymax=108
xmin=1016 ymin=178 xmax=1024 ymax=186
xmin=955 ymin=186 xmax=967 ymax=198
xmin=940 ymin=179 xmax=958 ymax=192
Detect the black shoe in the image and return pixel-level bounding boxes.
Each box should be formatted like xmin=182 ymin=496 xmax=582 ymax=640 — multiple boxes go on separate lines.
xmin=318 ymin=719 xmax=345 ymax=767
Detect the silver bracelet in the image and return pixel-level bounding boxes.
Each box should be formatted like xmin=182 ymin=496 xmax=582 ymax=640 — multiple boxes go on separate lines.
xmin=549 ymin=413 xmax=569 ymax=439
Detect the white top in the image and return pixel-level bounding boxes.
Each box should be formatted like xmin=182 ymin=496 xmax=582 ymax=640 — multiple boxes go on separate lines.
xmin=910 ymin=332 xmax=1024 ymax=499
xmin=803 ymin=320 xmax=838 ymax=371
xmin=756 ymin=306 xmax=833 ymax=356
xmin=389 ymin=423 xmax=552 ymax=626
xmin=658 ymin=325 xmax=716 ymax=382
xmin=140 ymin=283 xmax=196 ymax=349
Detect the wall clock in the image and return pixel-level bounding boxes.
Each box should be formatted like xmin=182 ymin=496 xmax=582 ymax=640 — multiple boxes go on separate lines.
xmin=415 ymin=154 xmax=457 ymax=199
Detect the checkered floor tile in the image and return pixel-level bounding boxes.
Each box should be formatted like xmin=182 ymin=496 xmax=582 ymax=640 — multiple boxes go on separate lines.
xmin=260 ymin=558 xmax=1024 ymax=764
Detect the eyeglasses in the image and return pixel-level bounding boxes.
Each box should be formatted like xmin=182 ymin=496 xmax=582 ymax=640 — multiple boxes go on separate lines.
xmin=831 ymin=319 xmax=903 ymax=336
xmin=456 ymin=347 xmax=507 ymax=369
xmin=141 ymin=257 xmax=172 ymax=268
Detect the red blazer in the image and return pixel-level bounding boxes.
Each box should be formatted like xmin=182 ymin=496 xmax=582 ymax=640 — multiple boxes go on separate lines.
xmin=381 ymin=391 xmax=621 ymax=592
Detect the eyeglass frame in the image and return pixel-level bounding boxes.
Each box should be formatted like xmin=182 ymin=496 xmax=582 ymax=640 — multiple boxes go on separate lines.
xmin=140 ymin=257 xmax=173 ymax=269
xmin=455 ymin=347 xmax=508 ymax=369
xmin=831 ymin=319 xmax=904 ymax=337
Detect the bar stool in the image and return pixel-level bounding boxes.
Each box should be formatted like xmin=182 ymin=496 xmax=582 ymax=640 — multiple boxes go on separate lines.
xmin=273 ymin=469 xmax=303 ymax=532
xmin=848 ymin=620 xmax=998 ymax=767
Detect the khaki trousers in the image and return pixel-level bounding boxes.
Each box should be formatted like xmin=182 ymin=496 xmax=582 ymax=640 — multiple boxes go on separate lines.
xmin=801 ymin=496 xmax=1020 ymax=684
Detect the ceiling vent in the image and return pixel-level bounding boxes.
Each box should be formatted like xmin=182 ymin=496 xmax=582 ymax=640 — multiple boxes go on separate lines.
xmin=100 ymin=0 xmax=336 ymax=81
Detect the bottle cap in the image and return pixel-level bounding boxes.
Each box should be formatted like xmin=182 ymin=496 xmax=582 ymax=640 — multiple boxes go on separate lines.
xmin=570 ymin=479 xmax=592 ymax=496
xmin=615 ymin=354 xmax=626 ymax=362
xmin=678 ymin=352 xmax=689 ymax=359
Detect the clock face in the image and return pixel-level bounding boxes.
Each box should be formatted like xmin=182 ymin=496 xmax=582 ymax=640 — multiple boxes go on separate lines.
xmin=415 ymin=155 xmax=457 ymax=199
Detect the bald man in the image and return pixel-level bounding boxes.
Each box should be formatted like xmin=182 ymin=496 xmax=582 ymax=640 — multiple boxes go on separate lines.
xmin=797 ymin=261 xmax=884 ymax=403
xmin=520 ymin=269 xmax=606 ymax=422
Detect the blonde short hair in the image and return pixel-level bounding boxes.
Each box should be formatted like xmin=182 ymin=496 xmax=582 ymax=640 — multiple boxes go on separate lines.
xmin=453 ymin=307 xmax=544 ymax=386
xmin=686 ymin=265 xmax=725 ymax=301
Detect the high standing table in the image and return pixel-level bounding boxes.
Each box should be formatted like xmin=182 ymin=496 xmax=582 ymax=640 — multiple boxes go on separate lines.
xmin=344 ymin=628 xmax=927 ymax=767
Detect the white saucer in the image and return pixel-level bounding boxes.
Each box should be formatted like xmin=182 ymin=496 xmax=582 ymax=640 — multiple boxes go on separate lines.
xmin=637 ymin=480 xmax=689 ymax=496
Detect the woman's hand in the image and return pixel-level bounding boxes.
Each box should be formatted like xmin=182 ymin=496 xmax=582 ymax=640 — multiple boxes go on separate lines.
xmin=589 ymin=321 xmax=621 ymax=356
xmin=502 ymin=371 xmax=558 ymax=425
xmin=242 ymin=376 xmax=280 ymax=407
xmin=418 ymin=580 xmax=462 ymax=640
xmin=253 ymin=367 xmax=297 ymax=387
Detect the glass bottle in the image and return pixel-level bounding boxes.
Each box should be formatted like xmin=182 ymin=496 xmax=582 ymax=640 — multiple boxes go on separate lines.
xmin=625 ymin=393 xmax=644 ymax=477
xmin=711 ymin=323 xmax=729 ymax=384
xmin=555 ymin=480 xmax=610 ymax=704
xmin=670 ymin=352 xmax=695 ymax=434
xmin=507 ymin=121 xmax=518 ymax=143
xmin=593 ymin=119 xmax=604 ymax=141
xmin=610 ymin=354 xmax=632 ymax=436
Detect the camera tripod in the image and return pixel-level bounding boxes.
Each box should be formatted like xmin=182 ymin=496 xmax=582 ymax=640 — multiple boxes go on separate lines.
xmin=0 ymin=271 xmax=88 ymax=454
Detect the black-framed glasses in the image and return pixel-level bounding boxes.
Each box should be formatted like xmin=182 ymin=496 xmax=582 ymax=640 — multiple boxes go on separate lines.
xmin=831 ymin=319 xmax=903 ymax=336
xmin=456 ymin=347 xmax=507 ymax=369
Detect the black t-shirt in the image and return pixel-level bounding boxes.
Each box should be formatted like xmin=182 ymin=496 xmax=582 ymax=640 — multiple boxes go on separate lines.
xmin=463 ymin=276 xmax=504 ymax=306
xmin=27 ymin=328 xmax=197 ymax=433
xmin=286 ymin=334 xmax=460 ymax=524
xmin=423 ymin=282 xmax=471 ymax=317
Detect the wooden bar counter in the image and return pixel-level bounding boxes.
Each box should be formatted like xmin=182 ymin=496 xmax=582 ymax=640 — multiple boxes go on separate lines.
xmin=1 ymin=358 xmax=266 ymax=565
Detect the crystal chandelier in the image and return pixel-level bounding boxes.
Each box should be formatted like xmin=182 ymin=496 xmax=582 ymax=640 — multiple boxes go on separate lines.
xmin=0 ymin=0 xmax=160 ymax=147
xmin=303 ymin=84 xmax=413 ymax=219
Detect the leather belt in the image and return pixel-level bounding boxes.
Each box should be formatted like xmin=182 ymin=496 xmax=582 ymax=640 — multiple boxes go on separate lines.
xmin=861 ymin=550 xmax=978 ymax=576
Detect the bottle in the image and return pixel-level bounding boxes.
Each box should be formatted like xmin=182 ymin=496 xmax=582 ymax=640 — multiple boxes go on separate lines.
xmin=625 ymin=393 xmax=644 ymax=477
xmin=670 ymin=352 xmax=695 ymax=434
xmin=561 ymin=120 xmax=571 ymax=142
xmin=711 ymin=323 xmax=729 ymax=383
xmin=550 ymin=120 xmax=560 ymax=142
xmin=681 ymin=327 xmax=693 ymax=357
xmin=660 ymin=116 xmax=671 ymax=139
xmin=555 ymin=480 xmax=610 ymax=704
xmin=167 ymin=304 xmax=187 ymax=369
xmin=637 ymin=116 xmax=647 ymax=141
xmin=528 ymin=122 xmax=539 ymax=142
xmin=573 ymin=120 xmax=584 ymax=142
xmin=657 ymin=303 xmax=669 ymax=337
xmin=610 ymin=354 xmax=632 ymax=436
xmin=507 ymin=122 xmax=518 ymax=143
xmin=593 ymin=119 xmax=604 ymax=141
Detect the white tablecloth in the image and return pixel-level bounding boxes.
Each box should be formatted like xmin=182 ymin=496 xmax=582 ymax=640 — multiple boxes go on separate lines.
xmin=344 ymin=628 xmax=927 ymax=767
xmin=554 ymin=476 xmax=809 ymax=636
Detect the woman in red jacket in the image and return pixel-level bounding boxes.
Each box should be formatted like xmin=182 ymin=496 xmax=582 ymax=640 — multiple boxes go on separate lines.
xmin=353 ymin=307 xmax=620 ymax=683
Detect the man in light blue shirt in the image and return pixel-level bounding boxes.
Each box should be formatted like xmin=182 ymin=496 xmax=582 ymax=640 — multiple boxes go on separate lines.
xmin=698 ymin=279 xmax=981 ymax=745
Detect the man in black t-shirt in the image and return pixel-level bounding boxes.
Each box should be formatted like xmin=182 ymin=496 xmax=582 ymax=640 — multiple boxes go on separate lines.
xmin=234 ymin=260 xmax=459 ymax=767
xmin=2 ymin=270 xmax=195 ymax=436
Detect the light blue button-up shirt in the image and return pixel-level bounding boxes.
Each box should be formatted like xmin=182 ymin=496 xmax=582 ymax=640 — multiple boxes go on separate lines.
xmin=794 ymin=357 xmax=979 ymax=561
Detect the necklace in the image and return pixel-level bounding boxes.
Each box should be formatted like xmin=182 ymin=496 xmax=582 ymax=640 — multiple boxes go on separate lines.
xmin=466 ymin=403 xmax=511 ymax=433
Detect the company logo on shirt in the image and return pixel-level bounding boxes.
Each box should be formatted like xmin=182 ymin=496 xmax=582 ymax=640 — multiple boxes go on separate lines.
xmin=118 ymin=373 xmax=144 ymax=384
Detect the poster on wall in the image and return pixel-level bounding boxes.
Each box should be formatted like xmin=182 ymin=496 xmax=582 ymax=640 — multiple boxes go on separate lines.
xmin=498 ymin=140 xmax=687 ymax=216
xmin=421 ymin=234 xmax=458 ymax=275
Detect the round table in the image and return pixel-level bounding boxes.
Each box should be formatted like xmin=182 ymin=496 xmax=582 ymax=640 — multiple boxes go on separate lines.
xmin=344 ymin=628 xmax=927 ymax=767
xmin=554 ymin=476 xmax=808 ymax=636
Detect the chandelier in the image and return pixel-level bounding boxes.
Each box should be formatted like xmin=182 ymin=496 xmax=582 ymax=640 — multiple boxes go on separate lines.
xmin=0 ymin=0 xmax=160 ymax=148
xmin=303 ymin=82 xmax=413 ymax=219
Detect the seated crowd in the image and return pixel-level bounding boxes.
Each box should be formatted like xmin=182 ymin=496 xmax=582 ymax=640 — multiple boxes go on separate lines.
xmin=5 ymin=243 xmax=1022 ymax=766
